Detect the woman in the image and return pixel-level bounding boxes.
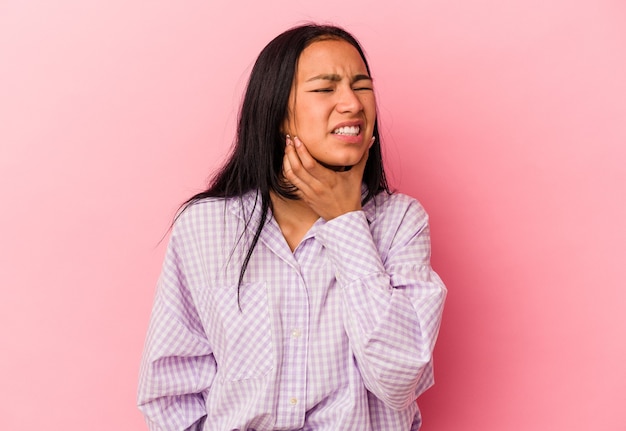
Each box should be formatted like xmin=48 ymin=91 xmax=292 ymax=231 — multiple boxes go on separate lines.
xmin=138 ymin=24 xmax=446 ymax=430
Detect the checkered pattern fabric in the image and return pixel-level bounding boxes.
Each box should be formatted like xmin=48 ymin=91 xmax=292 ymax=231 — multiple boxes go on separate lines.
xmin=138 ymin=190 xmax=446 ymax=430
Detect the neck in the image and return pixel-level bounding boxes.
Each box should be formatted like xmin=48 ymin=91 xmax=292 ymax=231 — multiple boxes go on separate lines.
xmin=270 ymin=191 xmax=319 ymax=252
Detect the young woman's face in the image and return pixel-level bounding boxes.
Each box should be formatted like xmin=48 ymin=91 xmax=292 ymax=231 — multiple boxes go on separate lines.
xmin=283 ymin=39 xmax=376 ymax=169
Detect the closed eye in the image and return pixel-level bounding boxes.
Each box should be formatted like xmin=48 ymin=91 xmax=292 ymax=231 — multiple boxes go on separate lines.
xmin=310 ymin=88 xmax=334 ymax=93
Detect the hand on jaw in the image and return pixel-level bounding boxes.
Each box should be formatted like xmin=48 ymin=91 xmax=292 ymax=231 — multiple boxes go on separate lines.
xmin=282 ymin=135 xmax=369 ymax=221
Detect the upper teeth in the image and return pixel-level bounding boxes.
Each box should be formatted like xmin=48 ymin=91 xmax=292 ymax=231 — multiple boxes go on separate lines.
xmin=333 ymin=126 xmax=360 ymax=136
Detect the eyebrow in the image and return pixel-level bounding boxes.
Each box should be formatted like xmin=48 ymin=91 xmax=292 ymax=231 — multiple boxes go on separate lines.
xmin=305 ymin=73 xmax=373 ymax=83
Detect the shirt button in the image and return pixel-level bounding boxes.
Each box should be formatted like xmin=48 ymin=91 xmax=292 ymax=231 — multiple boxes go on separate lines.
xmin=291 ymin=328 xmax=301 ymax=338
xmin=289 ymin=397 xmax=298 ymax=405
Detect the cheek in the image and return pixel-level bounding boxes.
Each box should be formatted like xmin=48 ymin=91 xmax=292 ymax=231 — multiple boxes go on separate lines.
xmin=294 ymin=106 xmax=325 ymax=136
xmin=283 ymin=92 xmax=298 ymax=134
xmin=365 ymin=96 xmax=377 ymax=118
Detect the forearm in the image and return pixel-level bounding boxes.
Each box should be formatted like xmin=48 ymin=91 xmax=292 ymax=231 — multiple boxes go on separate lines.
xmin=137 ymin=303 xmax=215 ymax=430
xmin=317 ymin=209 xmax=446 ymax=409
xmin=138 ymin=232 xmax=215 ymax=429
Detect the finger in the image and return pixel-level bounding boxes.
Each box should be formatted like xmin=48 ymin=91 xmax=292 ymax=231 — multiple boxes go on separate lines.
xmin=283 ymin=138 xmax=316 ymax=193
xmin=292 ymin=136 xmax=319 ymax=173
xmin=286 ymin=136 xmax=320 ymax=184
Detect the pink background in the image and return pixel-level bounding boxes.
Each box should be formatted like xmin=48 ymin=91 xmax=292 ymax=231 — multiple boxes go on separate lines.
xmin=1 ymin=1 xmax=625 ymax=430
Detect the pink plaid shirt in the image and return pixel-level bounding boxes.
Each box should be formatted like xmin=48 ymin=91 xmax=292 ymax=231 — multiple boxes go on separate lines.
xmin=138 ymin=190 xmax=446 ymax=430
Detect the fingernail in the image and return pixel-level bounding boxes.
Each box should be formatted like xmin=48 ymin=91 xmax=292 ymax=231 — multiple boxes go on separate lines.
xmin=294 ymin=136 xmax=301 ymax=147
xmin=285 ymin=134 xmax=292 ymax=146
xmin=371 ymin=136 xmax=376 ymax=143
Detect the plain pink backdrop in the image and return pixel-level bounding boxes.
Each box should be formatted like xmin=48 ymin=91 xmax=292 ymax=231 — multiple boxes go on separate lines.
xmin=1 ymin=1 xmax=625 ymax=430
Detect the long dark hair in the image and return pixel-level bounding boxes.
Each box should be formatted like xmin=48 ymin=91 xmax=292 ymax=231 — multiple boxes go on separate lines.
xmin=182 ymin=24 xmax=390 ymax=288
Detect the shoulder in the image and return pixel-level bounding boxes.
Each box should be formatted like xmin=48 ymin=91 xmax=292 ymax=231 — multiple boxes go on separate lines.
xmin=171 ymin=194 xmax=244 ymax=243
xmin=359 ymin=192 xmax=432 ymax=260
xmin=172 ymin=191 xmax=261 ymax=241
xmin=364 ymin=191 xmax=428 ymax=225
xmin=174 ymin=197 xmax=229 ymax=231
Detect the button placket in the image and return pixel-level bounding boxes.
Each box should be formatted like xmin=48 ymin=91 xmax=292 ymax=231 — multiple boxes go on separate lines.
xmin=275 ymin=272 xmax=309 ymax=428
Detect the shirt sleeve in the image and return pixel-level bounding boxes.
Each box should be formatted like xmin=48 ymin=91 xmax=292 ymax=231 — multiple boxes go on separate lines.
xmin=316 ymin=198 xmax=447 ymax=411
xmin=137 ymin=225 xmax=216 ymax=430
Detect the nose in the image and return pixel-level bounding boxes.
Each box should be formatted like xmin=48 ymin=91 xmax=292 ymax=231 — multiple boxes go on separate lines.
xmin=336 ymin=86 xmax=363 ymax=113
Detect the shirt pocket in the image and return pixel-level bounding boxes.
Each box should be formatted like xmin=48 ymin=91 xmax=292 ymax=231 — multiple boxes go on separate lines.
xmin=213 ymin=281 xmax=274 ymax=381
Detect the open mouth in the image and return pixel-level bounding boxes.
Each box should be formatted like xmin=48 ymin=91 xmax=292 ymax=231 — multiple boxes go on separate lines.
xmin=332 ymin=125 xmax=360 ymax=136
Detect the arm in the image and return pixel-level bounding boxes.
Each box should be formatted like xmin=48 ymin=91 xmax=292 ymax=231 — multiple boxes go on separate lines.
xmin=317 ymin=201 xmax=446 ymax=410
xmin=283 ymin=137 xmax=446 ymax=410
xmin=137 ymin=226 xmax=216 ymax=430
